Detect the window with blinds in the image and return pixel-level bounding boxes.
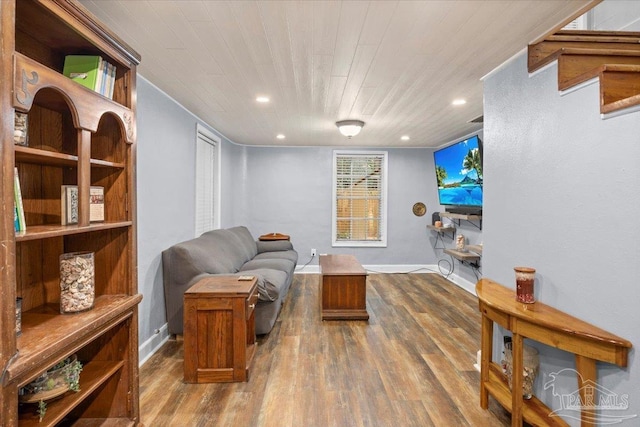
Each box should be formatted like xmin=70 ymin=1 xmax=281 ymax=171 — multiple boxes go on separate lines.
xmin=332 ymin=151 xmax=388 ymax=247
xmin=195 ymin=124 xmax=221 ymax=236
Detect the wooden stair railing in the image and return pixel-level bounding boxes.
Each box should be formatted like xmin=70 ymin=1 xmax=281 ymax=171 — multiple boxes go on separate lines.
xmin=528 ymin=30 xmax=640 ymax=72
xmin=528 ymin=30 xmax=640 ymax=114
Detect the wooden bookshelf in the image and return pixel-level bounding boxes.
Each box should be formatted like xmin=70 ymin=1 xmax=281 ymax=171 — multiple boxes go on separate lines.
xmin=1 ymin=1 xmax=141 ymax=425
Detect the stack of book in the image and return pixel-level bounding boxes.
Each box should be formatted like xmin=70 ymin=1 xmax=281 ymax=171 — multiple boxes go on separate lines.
xmin=63 ymin=55 xmax=116 ymax=99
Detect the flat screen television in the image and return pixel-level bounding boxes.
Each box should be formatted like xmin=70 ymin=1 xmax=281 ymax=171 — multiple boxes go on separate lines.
xmin=433 ymin=135 xmax=483 ymax=214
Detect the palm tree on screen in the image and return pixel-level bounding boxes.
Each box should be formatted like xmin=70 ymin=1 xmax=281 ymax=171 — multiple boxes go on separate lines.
xmin=462 ymin=148 xmax=482 ymax=181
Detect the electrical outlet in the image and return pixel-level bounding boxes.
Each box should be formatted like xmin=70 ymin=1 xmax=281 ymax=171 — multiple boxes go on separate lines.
xmin=311 ymin=248 xmax=317 ymax=257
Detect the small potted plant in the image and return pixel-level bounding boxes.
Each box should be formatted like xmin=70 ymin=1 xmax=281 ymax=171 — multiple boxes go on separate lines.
xmin=19 ymin=354 xmax=83 ymax=421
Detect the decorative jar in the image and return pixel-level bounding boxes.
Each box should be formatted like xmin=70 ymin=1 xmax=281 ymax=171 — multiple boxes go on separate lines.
xmin=60 ymin=252 xmax=95 ymax=313
xmin=502 ymin=342 xmax=539 ymax=399
xmin=514 ymin=266 xmax=535 ymax=303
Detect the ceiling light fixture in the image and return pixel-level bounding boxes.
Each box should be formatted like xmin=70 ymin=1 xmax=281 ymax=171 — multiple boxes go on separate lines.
xmin=401 ymin=135 xmax=410 ymax=141
xmin=336 ymin=120 xmax=365 ymax=138
xmin=452 ymin=98 xmax=467 ymax=106
xmin=276 ymin=134 xmax=286 ymax=140
xmin=256 ymin=96 xmax=270 ymax=103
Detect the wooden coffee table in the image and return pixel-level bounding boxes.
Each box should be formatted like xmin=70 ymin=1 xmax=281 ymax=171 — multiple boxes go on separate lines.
xmin=319 ymin=254 xmax=369 ymax=320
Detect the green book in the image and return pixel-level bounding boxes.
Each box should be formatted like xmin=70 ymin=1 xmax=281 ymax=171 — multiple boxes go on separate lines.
xmin=63 ymin=55 xmax=103 ymax=91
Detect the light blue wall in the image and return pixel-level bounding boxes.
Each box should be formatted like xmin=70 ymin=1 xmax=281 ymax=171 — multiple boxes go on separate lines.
xmin=232 ymin=146 xmax=447 ymax=267
xmin=483 ymin=51 xmax=640 ymax=425
xmin=136 ymin=77 xmax=232 ymax=356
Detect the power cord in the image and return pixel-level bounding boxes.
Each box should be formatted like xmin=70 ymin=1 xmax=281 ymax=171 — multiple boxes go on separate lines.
xmin=295 ymin=254 xmax=316 ymax=271
xmin=364 ymin=266 xmax=444 ymax=275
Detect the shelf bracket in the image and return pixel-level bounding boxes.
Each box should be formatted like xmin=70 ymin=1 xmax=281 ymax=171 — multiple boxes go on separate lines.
xmin=432 ymin=229 xmax=454 ymax=249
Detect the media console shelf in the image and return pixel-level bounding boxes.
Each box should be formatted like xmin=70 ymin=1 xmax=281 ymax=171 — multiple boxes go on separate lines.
xmin=439 ymin=212 xmax=482 ymax=230
xmin=476 ymin=278 xmax=632 ymax=427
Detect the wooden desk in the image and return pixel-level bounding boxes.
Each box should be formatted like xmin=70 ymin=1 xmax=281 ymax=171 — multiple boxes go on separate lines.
xmin=184 ymin=276 xmax=258 ymax=383
xmin=319 ymin=254 xmax=369 ymax=320
xmin=476 ymin=278 xmax=632 ymax=427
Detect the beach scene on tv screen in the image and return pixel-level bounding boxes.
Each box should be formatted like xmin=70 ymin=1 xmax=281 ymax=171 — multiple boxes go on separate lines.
xmin=434 ymin=137 xmax=483 ymax=206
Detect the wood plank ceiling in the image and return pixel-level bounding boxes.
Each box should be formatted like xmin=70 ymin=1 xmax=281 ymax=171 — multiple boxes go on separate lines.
xmin=79 ymin=0 xmax=595 ymax=147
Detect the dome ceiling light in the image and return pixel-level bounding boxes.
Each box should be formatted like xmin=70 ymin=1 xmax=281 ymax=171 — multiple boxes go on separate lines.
xmin=336 ymin=120 xmax=365 ymax=138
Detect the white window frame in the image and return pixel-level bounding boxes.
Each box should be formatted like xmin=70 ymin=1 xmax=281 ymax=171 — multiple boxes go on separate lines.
xmin=332 ymin=150 xmax=388 ymax=247
xmin=195 ymin=123 xmax=221 ymax=236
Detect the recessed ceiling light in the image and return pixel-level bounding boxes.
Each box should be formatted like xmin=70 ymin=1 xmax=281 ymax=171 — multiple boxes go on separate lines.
xmin=401 ymin=135 xmax=410 ymax=141
xmin=276 ymin=134 xmax=285 ymax=140
xmin=452 ymin=99 xmax=467 ymax=106
xmin=256 ymin=96 xmax=270 ymax=103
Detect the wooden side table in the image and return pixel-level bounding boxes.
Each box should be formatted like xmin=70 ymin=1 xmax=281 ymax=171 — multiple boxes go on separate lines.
xmin=476 ymin=278 xmax=632 ymax=427
xmin=183 ymin=276 xmax=258 ymax=383
xmin=319 ymin=254 xmax=369 ymax=320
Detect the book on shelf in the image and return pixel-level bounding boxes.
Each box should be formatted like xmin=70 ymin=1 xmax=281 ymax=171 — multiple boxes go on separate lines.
xmin=14 ymin=205 xmax=20 ymax=232
xmin=63 ymin=55 xmax=116 ymax=98
xmin=61 ymin=185 xmax=105 ymax=225
xmin=14 ymin=167 xmax=26 ymax=232
xmin=63 ymin=55 xmax=103 ymax=92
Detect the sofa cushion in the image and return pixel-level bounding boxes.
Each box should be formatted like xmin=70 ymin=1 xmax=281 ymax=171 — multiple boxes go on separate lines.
xmin=256 ymin=240 xmax=293 ymax=253
xmin=253 ymin=249 xmax=298 ymax=263
xmin=239 ymin=269 xmax=287 ymax=302
xmin=240 ymin=258 xmax=295 ymax=277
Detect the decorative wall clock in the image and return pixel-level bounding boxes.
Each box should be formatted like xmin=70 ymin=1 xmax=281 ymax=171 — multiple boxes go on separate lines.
xmin=412 ymin=202 xmax=426 ymax=217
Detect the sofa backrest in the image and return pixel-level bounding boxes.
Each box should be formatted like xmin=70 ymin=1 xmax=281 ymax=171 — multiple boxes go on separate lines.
xmin=196 ymin=227 xmax=254 ymax=271
xmin=227 ymin=226 xmax=258 ymax=260
xmin=162 ymin=227 xmax=259 ymax=335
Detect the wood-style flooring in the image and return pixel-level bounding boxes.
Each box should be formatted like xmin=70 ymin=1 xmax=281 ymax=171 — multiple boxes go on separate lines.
xmin=139 ymin=273 xmax=511 ymax=426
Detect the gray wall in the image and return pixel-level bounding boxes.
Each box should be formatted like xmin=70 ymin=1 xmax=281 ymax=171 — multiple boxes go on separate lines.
xmin=483 ymin=51 xmax=639 ymax=425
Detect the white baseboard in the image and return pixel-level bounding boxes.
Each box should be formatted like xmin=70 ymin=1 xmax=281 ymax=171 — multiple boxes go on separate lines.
xmin=445 ymin=273 xmax=477 ymax=296
xmin=295 ymin=264 xmax=441 ymax=275
xmin=294 ymin=263 xmax=476 ymax=295
xmin=139 ymin=323 xmax=170 ymax=367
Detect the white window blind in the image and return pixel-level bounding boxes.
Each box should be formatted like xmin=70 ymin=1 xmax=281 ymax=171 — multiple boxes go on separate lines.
xmin=195 ymin=124 xmax=220 ymax=236
xmin=332 ymin=151 xmax=388 ymax=247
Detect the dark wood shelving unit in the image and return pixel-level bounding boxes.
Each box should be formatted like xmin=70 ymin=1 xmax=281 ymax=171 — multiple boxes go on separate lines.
xmin=1 ymin=1 xmax=142 ymax=425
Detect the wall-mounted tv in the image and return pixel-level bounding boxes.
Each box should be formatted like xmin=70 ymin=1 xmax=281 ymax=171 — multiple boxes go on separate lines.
xmin=433 ymin=135 xmax=483 ymax=214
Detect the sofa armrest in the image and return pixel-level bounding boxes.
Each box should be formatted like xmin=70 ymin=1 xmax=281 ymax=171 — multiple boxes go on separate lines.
xmin=256 ymin=239 xmax=293 ymax=253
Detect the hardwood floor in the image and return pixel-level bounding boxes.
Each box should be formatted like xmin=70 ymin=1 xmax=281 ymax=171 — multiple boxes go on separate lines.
xmin=139 ymin=273 xmax=511 ymax=426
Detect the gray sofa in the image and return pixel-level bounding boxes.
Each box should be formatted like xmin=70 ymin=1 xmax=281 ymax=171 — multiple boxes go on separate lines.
xmin=162 ymin=226 xmax=298 ymax=335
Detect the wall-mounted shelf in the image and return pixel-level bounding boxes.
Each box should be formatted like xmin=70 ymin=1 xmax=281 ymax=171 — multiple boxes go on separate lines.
xmin=439 ymin=212 xmax=482 ymax=230
xmin=444 ymin=248 xmax=480 ymax=262
xmin=466 ymin=244 xmax=483 ymax=255
xmin=426 ymin=224 xmax=455 ymax=249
